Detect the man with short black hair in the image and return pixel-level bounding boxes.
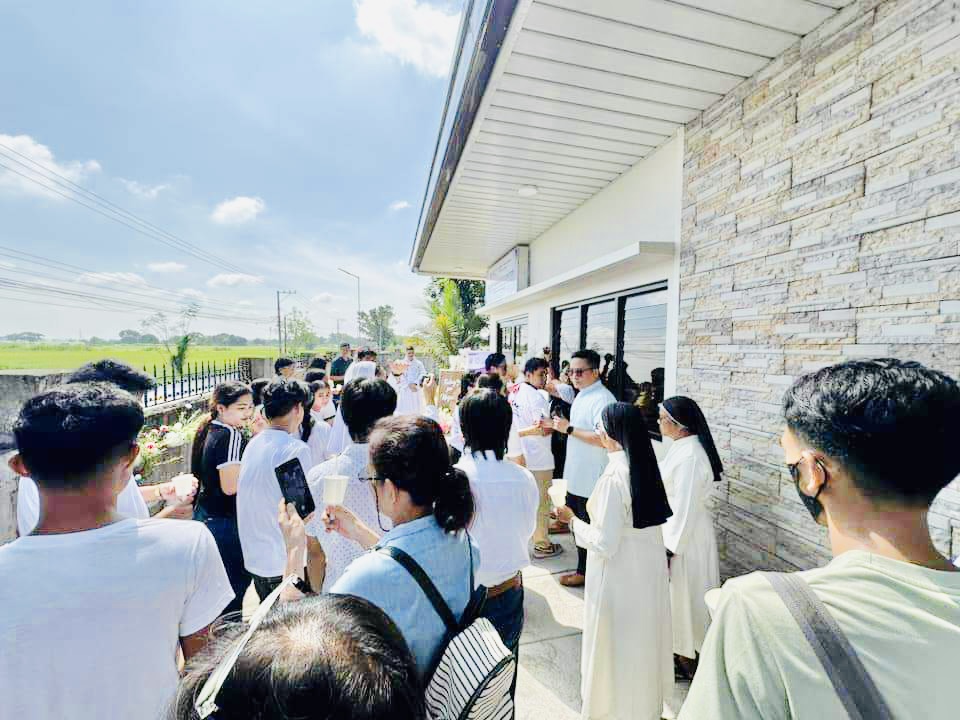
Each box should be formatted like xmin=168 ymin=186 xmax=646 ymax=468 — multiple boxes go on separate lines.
xmin=330 ymin=343 xmax=353 ymax=384
xmin=551 ymin=349 xmax=615 ymax=587
xmin=238 ymin=378 xmax=314 ymax=600
xmin=0 ymin=383 xmax=233 ymax=719
xmin=15 ymin=360 xmax=195 ymax=534
xmin=274 ymin=357 xmax=296 ymax=378
xmin=511 ymin=357 xmax=561 ymax=559
xmin=680 ymin=359 xmax=960 ymax=719
xmin=396 ymin=345 xmax=426 ymax=416
xmin=306 ymin=377 xmax=398 ymax=590
xmin=485 ymin=352 xmax=507 ymax=376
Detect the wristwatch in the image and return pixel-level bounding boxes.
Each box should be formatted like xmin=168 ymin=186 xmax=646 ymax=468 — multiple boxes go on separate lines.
xmin=565 ymin=425 xmax=574 ymax=436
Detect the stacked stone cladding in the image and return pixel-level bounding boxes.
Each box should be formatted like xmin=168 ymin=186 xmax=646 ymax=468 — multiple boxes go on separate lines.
xmin=678 ymin=0 xmax=960 ymax=578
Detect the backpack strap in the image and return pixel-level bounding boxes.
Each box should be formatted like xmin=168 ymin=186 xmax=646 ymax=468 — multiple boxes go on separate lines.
xmin=378 ymin=545 xmax=458 ymax=633
xmin=763 ymin=572 xmax=894 ymax=720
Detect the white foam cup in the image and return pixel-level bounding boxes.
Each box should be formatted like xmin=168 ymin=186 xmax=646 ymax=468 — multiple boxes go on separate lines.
xmin=323 ymin=475 xmax=349 ymax=506
xmin=547 ymin=478 xmax=568 ymax=508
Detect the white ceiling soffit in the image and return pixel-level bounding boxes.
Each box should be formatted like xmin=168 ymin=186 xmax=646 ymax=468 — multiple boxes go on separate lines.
xmin=418 ymin=0 xmax=854 ymax=277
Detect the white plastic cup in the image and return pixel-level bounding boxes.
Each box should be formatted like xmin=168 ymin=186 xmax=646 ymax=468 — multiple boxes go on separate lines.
xmin=322 ymin=475 xmax=349 ymax=506
xmin=172 ymin=475 xmax=195 ymax=501
xmin=547 ymin=478 xmax=568 ymax=508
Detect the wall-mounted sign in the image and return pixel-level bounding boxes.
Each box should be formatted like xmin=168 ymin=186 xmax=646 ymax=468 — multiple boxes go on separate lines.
xmin=486 ymin=246 xmax=530 ymax=305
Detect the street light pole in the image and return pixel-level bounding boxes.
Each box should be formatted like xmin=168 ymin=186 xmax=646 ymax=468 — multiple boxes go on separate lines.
xmin=338 ymin=268 xmax=361 ymax=346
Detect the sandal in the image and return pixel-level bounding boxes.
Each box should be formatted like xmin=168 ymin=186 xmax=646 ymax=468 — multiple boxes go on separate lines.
xmin=533 ymin=542 xmax=564 ymax=559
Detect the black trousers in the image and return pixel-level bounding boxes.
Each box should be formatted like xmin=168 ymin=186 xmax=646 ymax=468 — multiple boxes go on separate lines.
xmin=566 ymin=492 xmax=590 ymax=576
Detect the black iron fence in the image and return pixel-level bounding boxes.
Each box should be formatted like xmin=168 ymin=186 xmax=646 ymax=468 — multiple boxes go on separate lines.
xmin=143 ymin=360 xmax=244 ymax=407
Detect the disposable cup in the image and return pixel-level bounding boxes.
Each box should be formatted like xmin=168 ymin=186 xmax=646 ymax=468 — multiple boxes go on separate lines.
xmin=172 ymin=475 xmax=195 ymax=500
xmin=547 ymin=478 xmax=568 ymax=508
xmin=322 ymin=475 xmax=349 ymax=506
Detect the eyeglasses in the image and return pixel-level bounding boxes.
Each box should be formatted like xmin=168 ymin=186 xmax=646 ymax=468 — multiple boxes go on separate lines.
xmin=569 ymin=367 xmax=596 ymax=377
xmin=194 ymin=574 xmax=299 ymax=718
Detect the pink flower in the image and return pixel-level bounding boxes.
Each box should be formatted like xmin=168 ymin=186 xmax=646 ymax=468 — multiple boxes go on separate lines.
xmin=146 ymin=443 xmax=157 ymax=451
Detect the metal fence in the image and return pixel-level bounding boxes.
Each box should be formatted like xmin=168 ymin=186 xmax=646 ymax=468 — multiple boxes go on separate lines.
xmin=143 ymin=360 xmax=243 ymax=407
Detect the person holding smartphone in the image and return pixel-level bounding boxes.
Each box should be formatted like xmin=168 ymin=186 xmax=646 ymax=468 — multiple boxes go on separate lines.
xmin=237 ymin=378 xmax=314 ymax=600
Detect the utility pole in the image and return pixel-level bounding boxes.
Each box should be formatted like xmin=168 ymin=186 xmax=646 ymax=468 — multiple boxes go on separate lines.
xmin=276 ymin=289 xmax=296 ymax=355
xmin=338 ymin=268 xmax=361 ymax=346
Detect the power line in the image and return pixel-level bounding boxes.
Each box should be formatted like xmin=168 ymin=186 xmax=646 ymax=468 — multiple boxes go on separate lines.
xmin=0 ymin=150 xmax=246 ymax=274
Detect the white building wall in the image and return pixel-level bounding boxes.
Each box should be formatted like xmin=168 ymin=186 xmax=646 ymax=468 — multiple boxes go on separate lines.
xmin=529 ymin=133 xmax=683 ymax=285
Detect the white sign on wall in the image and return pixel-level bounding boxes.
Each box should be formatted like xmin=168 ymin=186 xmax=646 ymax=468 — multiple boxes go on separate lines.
xmin=486 ymin=246 xmax=530 ymax=305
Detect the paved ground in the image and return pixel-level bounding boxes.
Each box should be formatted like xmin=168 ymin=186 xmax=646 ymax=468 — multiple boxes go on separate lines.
xmin=515 ymin=531 xmax=690 ymax=720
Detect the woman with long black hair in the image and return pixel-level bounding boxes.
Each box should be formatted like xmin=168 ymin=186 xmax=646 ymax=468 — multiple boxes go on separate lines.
xmin=556 ymin=402 xmax=674 ymax=720
xmin=191 ymin=380 xmax=255 ymax=613
xmin=657 ymin=395 xmax=723 ymax=678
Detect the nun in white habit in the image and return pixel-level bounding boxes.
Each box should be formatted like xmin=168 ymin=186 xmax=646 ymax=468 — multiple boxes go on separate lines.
xmin=556 ymin=402 xmax=674 ymax=720
xmin=657 ymin=395 xmax=723 ymax=673
xmin=326 ymin=361 xmax=378 ymax=457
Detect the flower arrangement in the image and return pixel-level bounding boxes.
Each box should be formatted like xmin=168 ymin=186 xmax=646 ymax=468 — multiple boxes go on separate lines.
xmin=437 ymin=407 xmax=453 ymax=436
xmin=134 ymin=410 xmax=207 ymax=483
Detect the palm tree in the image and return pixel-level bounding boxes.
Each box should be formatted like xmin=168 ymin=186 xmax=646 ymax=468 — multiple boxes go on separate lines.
xmin=424 ymin=279 xmax=486 ymax=357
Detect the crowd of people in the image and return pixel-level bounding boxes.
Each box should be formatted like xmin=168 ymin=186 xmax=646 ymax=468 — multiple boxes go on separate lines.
xmin=1 ymin=345 xmax=959 ymax=720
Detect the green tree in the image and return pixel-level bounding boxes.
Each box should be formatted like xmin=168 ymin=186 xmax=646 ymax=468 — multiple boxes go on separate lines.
xmin=359 ymin=305 xmax=397 ymax=350
xmin=423 ymin=278 xmax=487 ymax=358
xmin=284 ymin=308 xmax=319 ymax=355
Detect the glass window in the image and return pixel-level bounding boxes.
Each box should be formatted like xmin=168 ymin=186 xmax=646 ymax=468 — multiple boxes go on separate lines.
xmin=497 ymin=318 xmax=528 ymax=367
xmin=551 ymin=283 xmax=667 ymax=438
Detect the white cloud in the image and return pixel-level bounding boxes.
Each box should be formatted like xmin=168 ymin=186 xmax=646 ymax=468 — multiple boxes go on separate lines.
xmin=207 ymin=273 xmax=264 ymax=288
xmin=0 ymin=134 xmax=101 ymax=200
xmin=0 ymin=260 xmax=16 ymax=270
xmin=354 ymin=0 xmax=460 ymax=78
xmin=211 ymin=195 xmax=265 ymax=225
xmin=179 ymin=288 xmax=207 ymax=301
xmin=79 ymin=272 xmax=147 ymax=286
xmin=120 ymin=178 xmax=169 ymax=199
xmin=389 ymin=199 xmax=411 ymax=211
xmin=147 ymin=261 xmax=187 ymax=273
xmin=311 ymin=292 xmax=337 ymax=305
xmin=237 ymin=300 xmax=254 ymax=306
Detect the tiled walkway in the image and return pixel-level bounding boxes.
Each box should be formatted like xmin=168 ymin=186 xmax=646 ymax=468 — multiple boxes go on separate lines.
xmin=516 ymin=532 xmax=690 ymax=720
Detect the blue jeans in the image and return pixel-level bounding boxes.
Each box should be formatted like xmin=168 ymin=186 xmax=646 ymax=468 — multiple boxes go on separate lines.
xmin=194 ymin=507 xmax=251 ymax=614
xmin=481 ymin=580 xmax=524 ymax=701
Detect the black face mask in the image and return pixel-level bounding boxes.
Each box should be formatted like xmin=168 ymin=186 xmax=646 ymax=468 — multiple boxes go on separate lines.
xmin=789 ymin=460 xmax=826 ymax=524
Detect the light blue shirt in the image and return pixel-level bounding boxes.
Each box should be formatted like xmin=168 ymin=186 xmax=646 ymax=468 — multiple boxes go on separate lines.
xmin=565 ymin=380 xmax=616 ymax=498
xmin=330 ymin=514 xmax=480 ymax=678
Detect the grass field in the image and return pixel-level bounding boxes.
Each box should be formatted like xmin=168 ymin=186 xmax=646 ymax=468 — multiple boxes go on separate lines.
xmin=0 ymin=343 xmax=284 ymax=371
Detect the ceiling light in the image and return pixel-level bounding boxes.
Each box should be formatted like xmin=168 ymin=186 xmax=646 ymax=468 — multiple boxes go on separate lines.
xmin=518 ymin=185 xmax=539 ymax=197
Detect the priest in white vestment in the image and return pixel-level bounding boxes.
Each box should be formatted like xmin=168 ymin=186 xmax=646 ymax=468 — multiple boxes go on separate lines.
xmin=556 ymin=402 xmax=674 ymax=720
xmin=657 ymin=396 xmax=723 ymax=671
xmin=396 ymin=346 xmax=426 ymax=416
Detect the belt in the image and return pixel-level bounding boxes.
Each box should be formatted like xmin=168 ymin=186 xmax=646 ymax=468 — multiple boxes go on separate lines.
xmin=486 ymin=573 xmax=522 ymax=599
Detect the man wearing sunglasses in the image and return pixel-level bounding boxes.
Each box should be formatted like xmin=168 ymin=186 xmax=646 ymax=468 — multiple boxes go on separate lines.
xmin=680 ymin=359 xmax=960 ymax=719
xmin=549 ymin=349 xmax=615 ymax=587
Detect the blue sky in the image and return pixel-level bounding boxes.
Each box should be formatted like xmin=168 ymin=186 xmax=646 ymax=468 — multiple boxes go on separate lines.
xmin=0 ymin=0 xmax=462 ymax=340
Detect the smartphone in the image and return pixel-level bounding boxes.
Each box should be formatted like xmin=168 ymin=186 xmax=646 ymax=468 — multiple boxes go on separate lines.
xmin=274 ymin=458 xmax=315 ymax=519
xmin=420 ymin=373 xmax=433 ymax=385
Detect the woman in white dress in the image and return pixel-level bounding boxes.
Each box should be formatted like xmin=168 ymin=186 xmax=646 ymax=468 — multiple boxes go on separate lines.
xmin=657 ymin=396 xmax=723 ymax=679
xmin=556 ymin=402 xmax=674 ymax=720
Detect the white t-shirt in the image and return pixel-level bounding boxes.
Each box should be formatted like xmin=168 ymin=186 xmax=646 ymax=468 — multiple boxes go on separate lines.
xmin=456 ymin=450 xmax=538 ymax=587
xmin=17 ymin=474 xmax=149 ymax=536
xmin=305 ymin=413 xmax=333 ymax=466
xmin=237 ymin=428 xmax=314 ymax=577
xmin=314 ymin=402 xmax=336 ymax=423
xmin=509 ymin=382 xmax=555 ymax=471
xmin=0 ymin=517 xmax=232 ymax=720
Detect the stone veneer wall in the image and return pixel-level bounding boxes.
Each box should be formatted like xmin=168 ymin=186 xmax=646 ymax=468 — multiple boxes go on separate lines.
xmin=677 ymin=0 xmax=960 ymax=578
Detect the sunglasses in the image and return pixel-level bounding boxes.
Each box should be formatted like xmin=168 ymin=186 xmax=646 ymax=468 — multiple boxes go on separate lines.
xmin=569 ymin=367 xmax=596 ymax=377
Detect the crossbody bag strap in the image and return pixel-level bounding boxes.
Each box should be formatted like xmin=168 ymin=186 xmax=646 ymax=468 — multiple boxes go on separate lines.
xmin=378 ymin=545 xmax=458 ymax=633
xmin=762 ymin=572 xmax=895 ymax=720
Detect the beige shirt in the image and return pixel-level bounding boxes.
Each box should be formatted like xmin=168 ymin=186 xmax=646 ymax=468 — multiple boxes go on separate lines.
xmin=679 ymin=549 xmax=960 ymax=719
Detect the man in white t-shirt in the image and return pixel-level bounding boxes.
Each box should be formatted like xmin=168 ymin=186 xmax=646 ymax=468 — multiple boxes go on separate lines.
xmin=680 ymin=359 xmax=960 ymax=719
xmin=0 ymin=382 xmax=232 ymax=720
xmin=13 ymin=360 xmax=198 ymax=535
xmin=237 ymin=377 xmax=315 ymax=600
xmin=510 ymin=357 xmax=562 ymax=559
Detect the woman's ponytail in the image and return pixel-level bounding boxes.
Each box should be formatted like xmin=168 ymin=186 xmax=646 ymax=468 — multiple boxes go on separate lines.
xmin=369 ymin=415 xmax=475 ymax=535
xmin=433 ymin=467 xmax=474 ymax=534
